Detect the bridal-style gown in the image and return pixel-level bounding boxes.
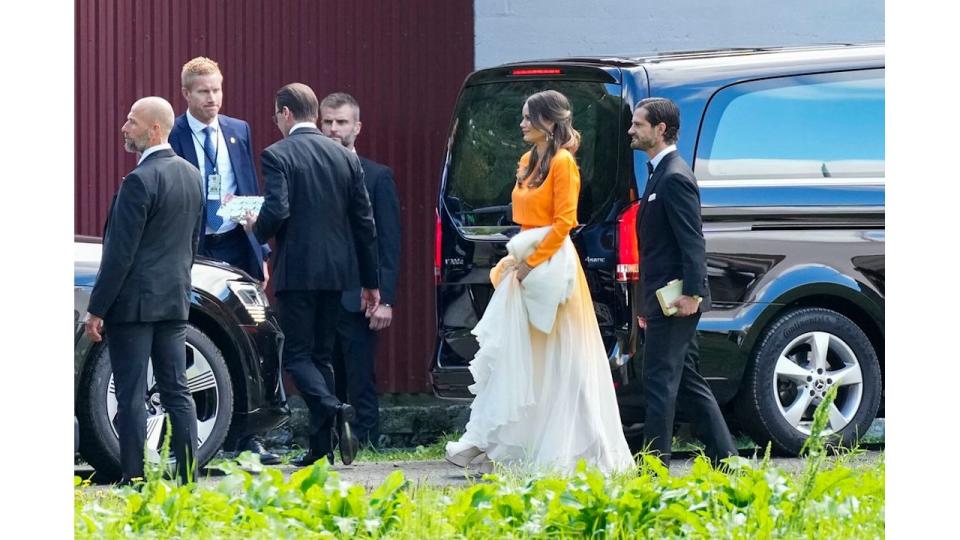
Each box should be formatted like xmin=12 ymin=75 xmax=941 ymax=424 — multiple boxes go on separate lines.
xmin=446 ymin=149 xmax=634 ymax=474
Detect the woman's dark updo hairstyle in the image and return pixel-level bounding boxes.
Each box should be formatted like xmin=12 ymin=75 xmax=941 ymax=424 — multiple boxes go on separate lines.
xmin=518 ymin=90 xmax=581 ymax=188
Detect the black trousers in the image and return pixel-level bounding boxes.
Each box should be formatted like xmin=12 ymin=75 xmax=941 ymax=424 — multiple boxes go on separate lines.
xmin=107 ymin=320 xmax=198 ymax=483
xmin=641 ymin=313 xmax=737 ymax=464
xmin=276 ymin=290 xmax=343 ymax=453
xmin=333 ymin=308 xmax=380 ymax=445
xmin=200 ymin=226 xmax=261 ymax=280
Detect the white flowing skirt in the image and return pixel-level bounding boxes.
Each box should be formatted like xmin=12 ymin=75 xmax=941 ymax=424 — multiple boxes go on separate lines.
xmin=447 ymin=257 xmax=635 ymax=474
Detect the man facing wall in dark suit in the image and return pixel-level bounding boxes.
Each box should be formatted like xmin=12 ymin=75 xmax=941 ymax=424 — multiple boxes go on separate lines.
xmin=321 ymin=92 xmax=402 ymax=449
xmin=629 ymin=97 xmax=737 ymax=467
xmin=168 ymin=56 xmax=279 ymax=465
xmin=84 ymin=97 xmax=203 ymax=485
xmin=244 ymin=83 xmax=381 ymax=467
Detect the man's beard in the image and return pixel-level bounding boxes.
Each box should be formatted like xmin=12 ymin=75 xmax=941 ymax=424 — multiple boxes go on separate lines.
xmin=631 ymin=136 xmax=652 ymax=151
xmin=124 ymin=135 xmax=148 ymax=153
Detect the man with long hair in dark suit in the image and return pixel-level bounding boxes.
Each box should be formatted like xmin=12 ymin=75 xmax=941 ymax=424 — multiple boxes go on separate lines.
xmin=84 ymin=97 xmax=203 ymax=485
xmin=244 ymin=83 xmax=380 ymax=466
xmin=629 ymin=97 xmax=737 ymax=468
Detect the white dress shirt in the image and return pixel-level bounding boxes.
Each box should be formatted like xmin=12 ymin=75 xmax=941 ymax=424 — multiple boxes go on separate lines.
xmin=187 ymin=111 xmax=238 ymax=234
xmin=138 ymin=143 xmax=172 ymax=165
xmin=649 ymin=144 xmax=677 ymax=172
xmin=289 ymin=121 xmax=316 ymax=134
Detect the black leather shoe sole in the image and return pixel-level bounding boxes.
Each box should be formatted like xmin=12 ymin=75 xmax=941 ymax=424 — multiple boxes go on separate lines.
xmin=339 ymin=430 xmax=359 ymax=465
xmin=336 ymin=405 xmax=359 ymax=465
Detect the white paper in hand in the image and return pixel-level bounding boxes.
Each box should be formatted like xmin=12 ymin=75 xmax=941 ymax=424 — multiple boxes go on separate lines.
xmin=217 ymin=196 xmax=264 ymax=224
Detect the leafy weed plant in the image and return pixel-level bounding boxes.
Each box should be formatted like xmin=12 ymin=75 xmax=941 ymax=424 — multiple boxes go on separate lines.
xmin=76 ymin=396 xmax=883 ymax=539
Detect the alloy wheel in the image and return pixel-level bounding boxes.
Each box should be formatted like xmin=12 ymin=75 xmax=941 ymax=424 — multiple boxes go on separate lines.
xmin=105 ymin=342 xmax=220 ymax=462
xmin=772 ymin=331 xmax=864 ymax=436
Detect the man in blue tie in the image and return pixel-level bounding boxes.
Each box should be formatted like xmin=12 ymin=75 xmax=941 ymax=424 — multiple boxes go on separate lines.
xmin=169 ymin=56 xmax=279 ymax=465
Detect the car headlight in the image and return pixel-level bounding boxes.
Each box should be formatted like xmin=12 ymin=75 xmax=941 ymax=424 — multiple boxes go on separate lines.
xmin=227 ymin=281 xmax=269 ymax=323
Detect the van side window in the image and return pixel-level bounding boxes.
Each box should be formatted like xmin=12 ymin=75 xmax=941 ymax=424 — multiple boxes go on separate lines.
xmin=695 ymin=70 xmax=884 ymax=181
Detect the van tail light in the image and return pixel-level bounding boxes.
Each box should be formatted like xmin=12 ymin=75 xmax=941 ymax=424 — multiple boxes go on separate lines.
xmin=434 ymin=208 xmax=442 ymax=284
xmin=616 ymin=201 xmax=641 ymax=282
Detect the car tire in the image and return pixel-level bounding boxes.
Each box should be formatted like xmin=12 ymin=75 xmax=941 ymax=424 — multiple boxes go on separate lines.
xmin=736 ymin=307 xmax=881 ymax=456
xmin=76 ymin=324 xmax=233 ymax=481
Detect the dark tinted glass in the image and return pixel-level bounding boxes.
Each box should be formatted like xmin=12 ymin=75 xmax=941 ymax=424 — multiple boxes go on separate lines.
xmin=444 ymin=81 xmax=626 ymax=228
xmin=696 ymin=70 xmax=884 ymax=180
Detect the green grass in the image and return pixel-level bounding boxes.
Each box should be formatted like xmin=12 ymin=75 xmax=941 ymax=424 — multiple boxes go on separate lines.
xmin=75 ymin=449 xmax=884 ymax=539
xmin=76 ymin=389 xmax=884 ymax=538
xmin=354 ymin=432 xmax=461 ymax=463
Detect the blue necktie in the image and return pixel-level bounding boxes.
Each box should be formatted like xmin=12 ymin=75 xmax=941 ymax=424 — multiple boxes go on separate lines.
xmin=203 ymin=126 xmax=223 ymax=231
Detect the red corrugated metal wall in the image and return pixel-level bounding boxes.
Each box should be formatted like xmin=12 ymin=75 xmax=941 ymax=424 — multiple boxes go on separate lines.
xmin=75 ymin=0 xmax=474 ymax=393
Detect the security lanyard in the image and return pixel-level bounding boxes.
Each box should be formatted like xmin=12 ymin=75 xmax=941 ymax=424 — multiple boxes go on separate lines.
xmin=191 ymin=128 xmax=220 ymax=174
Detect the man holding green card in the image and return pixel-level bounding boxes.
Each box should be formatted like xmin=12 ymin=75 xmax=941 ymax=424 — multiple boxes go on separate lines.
xmin=628 ymin=97 xmax=737 ymax=468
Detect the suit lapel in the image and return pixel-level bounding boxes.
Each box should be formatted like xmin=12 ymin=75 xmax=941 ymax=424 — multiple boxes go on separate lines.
xmin=174 ymin=117 xmax=200 ymax=168
xmin=219 ymin=116 xmax=246 ymax=195
xmin=359 ymin=156 xmax=375 ymax=194
xmin=638 ymin=151 xmax=677 ymax=226
xmin=104 ymin=149 xmax=172 ymax=236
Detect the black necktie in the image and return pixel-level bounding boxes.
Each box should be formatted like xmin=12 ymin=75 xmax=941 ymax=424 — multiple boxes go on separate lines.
xmin=646 ymin=161 xmax=654 ymax=179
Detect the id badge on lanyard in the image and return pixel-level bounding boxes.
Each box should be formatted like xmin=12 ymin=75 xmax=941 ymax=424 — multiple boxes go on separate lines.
xmin=207 ymin=173 xmax=222 ymax=201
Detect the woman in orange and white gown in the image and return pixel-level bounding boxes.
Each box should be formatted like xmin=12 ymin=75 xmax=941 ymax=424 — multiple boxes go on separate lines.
xmin=445 ymin=90 xmax=634 ymax=474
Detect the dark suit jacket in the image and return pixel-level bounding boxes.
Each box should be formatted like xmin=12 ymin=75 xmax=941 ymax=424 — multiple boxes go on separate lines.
xmin=88 ymin=148 xmax=204 ymax=322
xmin=341 ymin=156 xmax=400 ymax=312
xmin=253 ymin=126 xmax=379 ymax=292
xmin=636 ymin=150 xmax=711 ymax=318
xmin=169 ymin=113 xmax=269 ymax=279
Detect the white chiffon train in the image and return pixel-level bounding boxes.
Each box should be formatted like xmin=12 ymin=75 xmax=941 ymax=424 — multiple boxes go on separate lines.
xmin=446 ymin=232 xmax=635 ymax=474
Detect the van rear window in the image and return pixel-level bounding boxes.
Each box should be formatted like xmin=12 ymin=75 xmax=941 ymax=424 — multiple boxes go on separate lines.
xmin=443 ymin=81 xmax=627 ymax=228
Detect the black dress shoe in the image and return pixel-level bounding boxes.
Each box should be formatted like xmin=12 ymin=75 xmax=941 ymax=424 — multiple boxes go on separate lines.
xmin=238 ymin=436 xmax=281 ymax=465
xmin=294 ymin=429 xmax=335 ymax=467
xmin=292 ymin=451 xmax=334 ymax=467
xmin=335 ymin=404 xmax=360 ymax=465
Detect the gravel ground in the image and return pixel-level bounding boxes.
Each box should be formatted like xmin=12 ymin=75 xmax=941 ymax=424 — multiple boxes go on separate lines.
xmin=75 ymin=450 xmax=883 ymax=492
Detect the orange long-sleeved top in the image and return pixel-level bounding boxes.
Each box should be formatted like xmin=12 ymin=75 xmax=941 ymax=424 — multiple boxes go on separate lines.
xmin=511 ymin=148 xmax=581 ymax=267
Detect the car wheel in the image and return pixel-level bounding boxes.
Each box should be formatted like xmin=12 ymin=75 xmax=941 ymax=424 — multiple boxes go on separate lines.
xmin=76 ymin=324 xmax=233 ymax=481
xmin=736 ymin=307 xmax=881 ymax=456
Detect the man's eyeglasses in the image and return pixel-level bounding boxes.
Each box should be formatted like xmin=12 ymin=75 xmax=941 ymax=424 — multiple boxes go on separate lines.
xmin=272 ymin=107 xmax=285 ymax=125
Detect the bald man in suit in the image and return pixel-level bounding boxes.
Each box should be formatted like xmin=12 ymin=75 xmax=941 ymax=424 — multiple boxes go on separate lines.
xmin=84 ymin=97 xmax=204 ymax=485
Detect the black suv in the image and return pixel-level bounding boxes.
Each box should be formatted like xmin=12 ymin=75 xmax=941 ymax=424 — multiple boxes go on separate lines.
xmin=74 ymin=236 xmax=289 ymax=480
xmin=432 ymin=43 xmax=884 ymax=455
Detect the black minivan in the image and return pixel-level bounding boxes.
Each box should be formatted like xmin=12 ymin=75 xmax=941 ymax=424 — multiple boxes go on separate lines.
xmin=432 ymin=43 xmax=884 ymax=455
